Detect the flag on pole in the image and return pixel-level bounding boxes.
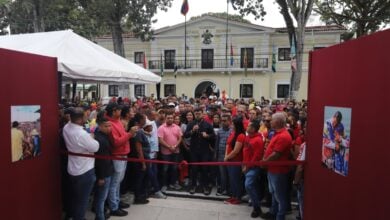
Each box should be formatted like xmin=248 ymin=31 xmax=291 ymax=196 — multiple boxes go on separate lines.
xmin=143 ymin=52 xmax=147 ymax=69
xmin=160 ymin=53 xmax=164 ymax=77
xmin=181 ymin=0 xmax=189 ymax=16
xmin=174 ymin=65 xmax=178 ymax=78
xmin=230 ymin=43 xmax=234 ymax=66
xmin=290 ymin=36 xmax=297 ymax=72
xmin=244 ymin=48 xmax=248 ymax=77
xmin=271 ymin=45 xmax=276 ymax=73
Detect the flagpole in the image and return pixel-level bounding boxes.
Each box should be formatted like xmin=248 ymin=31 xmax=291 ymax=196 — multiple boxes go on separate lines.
xmin=225 ymin=0 xmax=229 ymax=69
xmin=184 ymin=15 xmax=187 ymax=69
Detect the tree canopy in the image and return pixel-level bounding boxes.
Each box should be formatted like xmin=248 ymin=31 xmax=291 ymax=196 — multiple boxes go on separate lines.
xmin=315 ymin=0 xmax=390 ymax=38
xmin=231 ymin=0 xmax=314 ymax=99
xmin=78 ymin=0 xmax=173 ymax=57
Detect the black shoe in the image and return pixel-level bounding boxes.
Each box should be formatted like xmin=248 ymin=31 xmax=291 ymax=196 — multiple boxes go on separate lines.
xmin=189 ymin=186 xmax=196 ymax=194
xmin=134 ymin=198 xmax=150 ymax=205
xmin=104 ymin=211 xmax=111 ymax=219
xmin=119 ymin=201 xmax=130 ymax=209
xmin=110 ymin=209 xmax=128 ymax=217
xmin=203 ymin=187 xmax=211 ymax=195
xmin=251 ymin=207 xmax=262 ymax=218
xmin=261 ymin=212 xmax=275 ymax=220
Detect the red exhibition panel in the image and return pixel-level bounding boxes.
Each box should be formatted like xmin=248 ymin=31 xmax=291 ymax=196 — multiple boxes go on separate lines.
xmin=305 ymin=29 xmax=390 ymax=220
xmin=0 ymin=48 xmax=61 ymax=219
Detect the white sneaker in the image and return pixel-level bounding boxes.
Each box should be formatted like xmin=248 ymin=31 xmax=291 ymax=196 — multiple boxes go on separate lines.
xmin=153 ymin=191 xmax=167 ymax=199
xmin=169 ymin=183 xmax=182 ymax=190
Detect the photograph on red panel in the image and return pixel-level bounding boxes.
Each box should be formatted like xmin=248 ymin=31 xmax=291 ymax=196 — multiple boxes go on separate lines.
xmin=322 ymin=106 xmax=351 ymax=176
xmin=11 ymin=105 xmax=41 ymax=163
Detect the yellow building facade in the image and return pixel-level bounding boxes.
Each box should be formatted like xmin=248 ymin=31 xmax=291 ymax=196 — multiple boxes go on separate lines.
xmin=96 ymin=15 xmax=345 ymax=100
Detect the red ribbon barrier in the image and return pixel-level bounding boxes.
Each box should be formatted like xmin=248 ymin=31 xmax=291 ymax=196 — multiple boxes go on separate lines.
xmin=62 ymin=151 xmax=305 ymax=167
xmin=62 ymin=151 xmax=305 ymax=166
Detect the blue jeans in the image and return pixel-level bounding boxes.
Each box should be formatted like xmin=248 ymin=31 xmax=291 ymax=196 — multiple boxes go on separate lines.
xmin=268 ymin=172 xmax=289 ymax=220
xmin=218 ymin=165 xmax=228 ymax=192
xmin=245 ymin=168 xmax=262 ymax=209
xmin=148 ymin=161 xmax=160 ymax=193
xmin=297 ymin=182 xmax=304 ymax=219
xmin=227 ymin=165 xmax=242 ymax=199
xmin=94 ymin=176 xmax=111 ymax=220
xmin=68 ymin=168 xmax=96 ymax=220
xmin=108 ymin=159 xmax=127 ymax=211
xmin=160 ymin=153 xmax=179 ymax=186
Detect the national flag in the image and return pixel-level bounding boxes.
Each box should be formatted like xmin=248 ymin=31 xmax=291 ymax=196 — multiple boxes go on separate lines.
xmin=174 ymin=65 xmax=178 ymax=78
xmin=271 ymin=45 xmax=276 ymax=73
xmin=290 ymin=36 xmax=297 ymax=72
xmin=181 ymin=0 xmax=189 ymax=16
xmin=244 ymin=48 xmax=248 ymax=77
xmin=160 ymin=53 xmax=164 ymax=77
xmin=143 ymin=52 xmax=147 ymax=69
xmin=230 ymin=43 xmax=234 ymax=66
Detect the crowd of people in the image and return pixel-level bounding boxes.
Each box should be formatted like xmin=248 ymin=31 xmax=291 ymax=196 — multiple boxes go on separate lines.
xmin=60 ymin=94 xmax=308 ymax=220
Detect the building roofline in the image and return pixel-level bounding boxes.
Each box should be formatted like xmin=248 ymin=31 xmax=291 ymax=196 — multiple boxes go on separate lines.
xmin=275 ymin=25 xmax=347 ymax=33
xmin=154 ymin=15 xmax=275 ymax=34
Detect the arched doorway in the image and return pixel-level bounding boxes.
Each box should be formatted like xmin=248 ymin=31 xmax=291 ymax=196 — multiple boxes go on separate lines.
xmin=194 ymin=81 xmax=219 ymax=98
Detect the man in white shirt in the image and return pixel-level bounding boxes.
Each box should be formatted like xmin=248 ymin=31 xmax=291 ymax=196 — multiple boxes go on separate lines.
xmin=63 ymin=107 xmax=99 ymax=220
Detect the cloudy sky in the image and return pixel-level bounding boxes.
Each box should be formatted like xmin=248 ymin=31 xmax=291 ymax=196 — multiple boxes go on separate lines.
xmin=152 ymin=0 xmax=322 ymax=30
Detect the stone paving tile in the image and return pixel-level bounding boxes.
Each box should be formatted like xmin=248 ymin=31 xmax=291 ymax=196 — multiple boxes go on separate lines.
xmin=85 ymin=195 xmax=299 ymax=220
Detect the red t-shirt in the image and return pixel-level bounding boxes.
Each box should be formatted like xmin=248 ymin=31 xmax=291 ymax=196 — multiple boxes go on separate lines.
xmin=108 ymin=117 xmax=132 ymax=155
xmin=226 ymin=132 xmax=245 ymax=162
xmin=203 ymin=115 xmax=213 ymax=125
xmin=243 ymin=118 xmax=250 ymax=130
xmin=292 ymin=126 xmax=301 ymax=140
xmin=264 ymin=128 xmax=293 ymax=174
xmin=243 ymin=133 xmax=264 ymax=169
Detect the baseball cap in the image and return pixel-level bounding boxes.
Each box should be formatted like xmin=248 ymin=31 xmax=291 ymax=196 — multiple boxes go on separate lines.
xmin=143 ymin=119 xmax=154 ymax=128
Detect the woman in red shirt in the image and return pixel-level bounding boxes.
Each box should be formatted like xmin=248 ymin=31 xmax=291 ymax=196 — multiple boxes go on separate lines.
xmin=224 ymin=117 xmax=245 ymax=205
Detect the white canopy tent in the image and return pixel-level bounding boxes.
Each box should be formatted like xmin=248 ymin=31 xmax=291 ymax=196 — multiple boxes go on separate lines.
xmin=0 ymin=30 xmax=161 ymax=84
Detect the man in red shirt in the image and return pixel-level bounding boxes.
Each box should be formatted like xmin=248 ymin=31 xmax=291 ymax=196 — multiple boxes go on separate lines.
xmin=105 ymin=103 xmax=137 ymax=217
xmin=262 ymin=113 xmax=293 ymax=220
xmin=243 ymin=120 xmax=265 ymax=218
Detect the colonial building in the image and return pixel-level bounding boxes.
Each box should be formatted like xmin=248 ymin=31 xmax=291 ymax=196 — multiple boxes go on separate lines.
xmin=95 ymin=14 xmax=345 ymax=100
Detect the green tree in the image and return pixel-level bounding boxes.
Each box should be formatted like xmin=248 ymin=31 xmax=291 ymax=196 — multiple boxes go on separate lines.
xmin=315 ymin=0 xmax=390 ymax=38
xmin=1 ymin=0 xmax=104 ymax=38
xmin=231 ymin=0 xmax=314 ymax=99
xmin=0 ymin=0 xmax=10 ymax=35
xmin=79 ymin=0 xmax=173 ymax=57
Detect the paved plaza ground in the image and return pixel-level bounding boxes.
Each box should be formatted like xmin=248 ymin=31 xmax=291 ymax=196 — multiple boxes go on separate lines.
xmin=85 ymin=192 xmax=299 ymax=220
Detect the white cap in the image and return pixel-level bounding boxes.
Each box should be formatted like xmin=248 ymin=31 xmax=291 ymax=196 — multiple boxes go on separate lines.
xmin=143 ymin=119 xmax=153 ymax=128
xmin=168 ymin=102 xmax=175 ymax=107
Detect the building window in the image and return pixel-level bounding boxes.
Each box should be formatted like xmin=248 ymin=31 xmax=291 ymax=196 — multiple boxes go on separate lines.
xmin=277 ymin=84 xmax=290 ymax=98
xmin=240 ymin=48 xmax=254 ymax=68
xmin=134 ymin=84 xmax=145 ymax=97
xmin=278 ymin=48 xmax=291 ymax=61
xmin=201 ymin=49 xmax=214 ymax=69
xmin=108 ymin=85 xmax=119 ymax=97
xmin=134 ymin=52 xmax=144 ymax=63
xmin=240 ymin=84 xmax=253 ymax=98
xmin=164 ymin=84 xmax=176 ymax=97
xmin=164 ymin=50 xmax=175 ymax=69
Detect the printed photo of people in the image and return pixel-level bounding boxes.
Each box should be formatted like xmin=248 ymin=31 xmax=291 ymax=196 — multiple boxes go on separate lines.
xmin=11 ymin=105 xmax=41 ymax=163
xmin=322 ymin=106 xmax=351 ymax=176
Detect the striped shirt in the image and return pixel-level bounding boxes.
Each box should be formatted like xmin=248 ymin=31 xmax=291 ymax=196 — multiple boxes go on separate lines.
xmin=216 ymin=127 xmax=232 ymax=161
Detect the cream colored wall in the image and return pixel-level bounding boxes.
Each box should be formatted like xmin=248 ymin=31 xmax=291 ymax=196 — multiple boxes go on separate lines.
xmin=95 ymin=18 xmax=342 ymax=100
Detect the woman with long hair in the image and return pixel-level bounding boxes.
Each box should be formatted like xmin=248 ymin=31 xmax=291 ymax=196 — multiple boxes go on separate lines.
xmin=224 ymin=116 xmax=245 ymax=205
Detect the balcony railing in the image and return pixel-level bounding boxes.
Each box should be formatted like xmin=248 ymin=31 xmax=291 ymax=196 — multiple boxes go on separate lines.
xmin=148 ymin=58 xmax=269 ymax=70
